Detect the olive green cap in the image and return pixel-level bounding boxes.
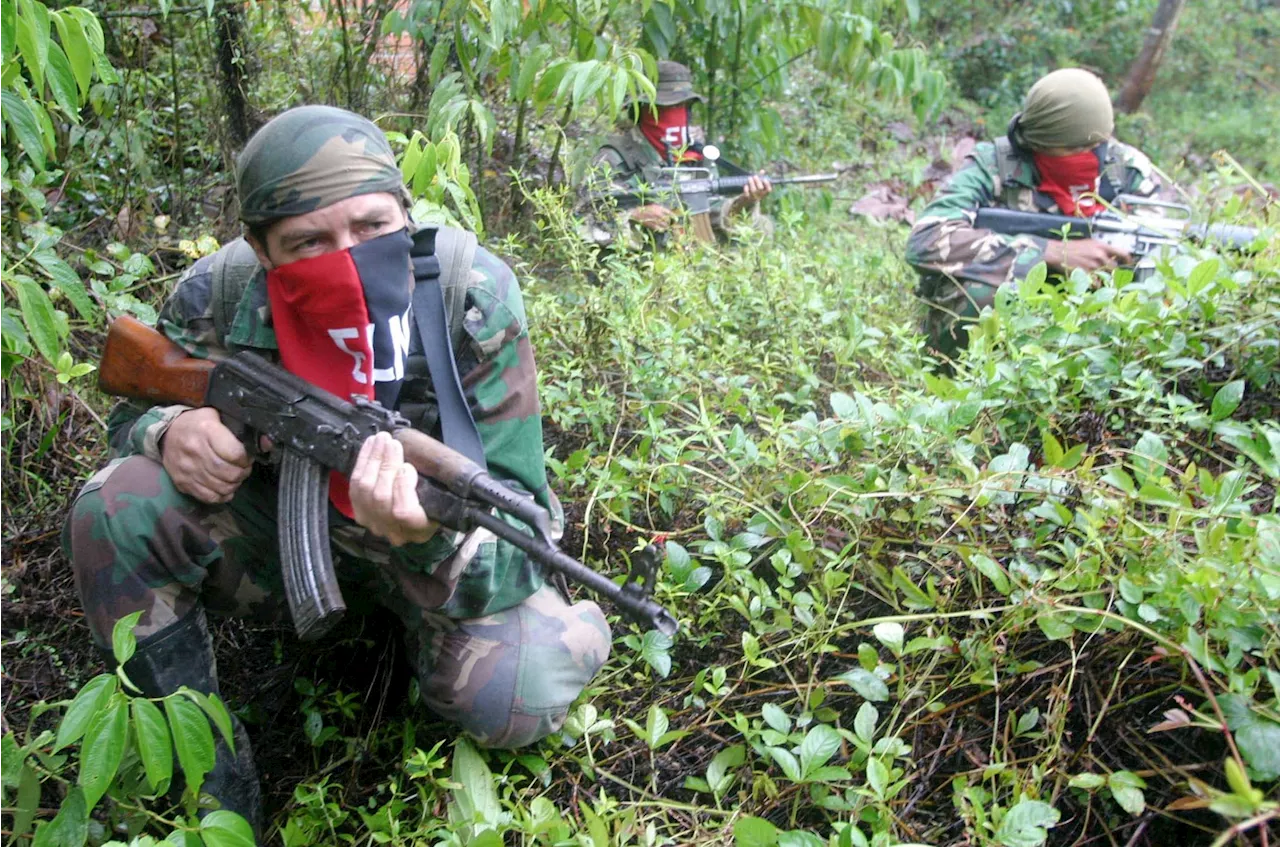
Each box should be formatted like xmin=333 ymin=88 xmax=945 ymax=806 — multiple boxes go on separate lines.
xmin=1016 ymin=68 xmax=1115 ymax=151
xmin=235 ymin=105 xmax=410 ymax=226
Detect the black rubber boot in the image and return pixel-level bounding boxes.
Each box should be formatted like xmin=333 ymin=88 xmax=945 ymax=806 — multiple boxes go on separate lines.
xmin=111 ymin=609 xmax=263 ymax=839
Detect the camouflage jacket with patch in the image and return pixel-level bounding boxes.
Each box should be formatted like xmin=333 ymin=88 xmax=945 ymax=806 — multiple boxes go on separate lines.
xmin=584 ymin=127 xmax=757 ymax=228
xmin=905 ymin=137 xmax=1167 ymax=293
xmin=106 ymin=235 xmax=553 ymax=618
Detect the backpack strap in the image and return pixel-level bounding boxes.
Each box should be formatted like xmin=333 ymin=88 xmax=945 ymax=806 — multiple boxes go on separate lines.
xmin=409 ymin=226 xmax=487 ymax=468
xmin=431 ymin=225 xmax=478 ymax=354
xmin=993 ymin=136 xmax=1021 ymax=207
xmin=602 ymin=129 xmax=661 ymax=173
xmin=1096 ymin=142 xmax=1129 ymax=201
xmin=209 ymin=237 xmax=263 ymax=345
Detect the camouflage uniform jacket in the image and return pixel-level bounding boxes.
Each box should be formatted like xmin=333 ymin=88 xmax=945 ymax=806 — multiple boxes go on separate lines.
xmin=905 ymin=137 xmax=1167 ymax=294
xmin=106 ymin=234 xmax=553 ymax=618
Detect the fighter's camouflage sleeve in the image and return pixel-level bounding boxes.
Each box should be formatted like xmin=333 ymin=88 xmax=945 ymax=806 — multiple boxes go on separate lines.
xmin=905 ymin=140 xmax=1167 ymax=289
xmin=904 ymin=144 xmax=1050 ymax=289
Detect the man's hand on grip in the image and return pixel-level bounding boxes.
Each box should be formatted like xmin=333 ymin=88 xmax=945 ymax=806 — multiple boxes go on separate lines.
xmin=161 ymin=407 xmax=253 ymax=503
xmin=1044 ymin=238 xmax=1132 ymax=272
xmin=349 ymin=432 xmax=437 ymax=546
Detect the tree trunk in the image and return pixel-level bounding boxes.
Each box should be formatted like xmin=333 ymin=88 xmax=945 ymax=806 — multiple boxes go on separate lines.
xmin=214 ymin=0 xmax=252 ymax=148
xmin=1115 ymin=0 xmax=1186 ymax=113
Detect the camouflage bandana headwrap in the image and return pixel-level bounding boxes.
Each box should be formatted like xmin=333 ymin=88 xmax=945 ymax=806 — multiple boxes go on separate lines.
xmin=236 ymin=105 xmax=411 ymax=226
xmin=1015 ymin=68 xmax=1114 ymax=152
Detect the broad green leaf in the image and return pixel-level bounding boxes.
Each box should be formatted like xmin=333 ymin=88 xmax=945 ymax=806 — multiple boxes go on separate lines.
xmin=830 ymin=391 xmax=857 ymax=418
xmin=798 ymin=724 xmax=841 ymax=775
xmin=199 ymin=811 xmax=256 ymax=847
xmin=15 ymin=0 xmax=50 ymax=95
xmin=872 ymin=621 xmax=904 ymax=656
xmin=44 ymin=40 xmax=78 ymax=116
xmin=854 ymin=702 xmax=877 ymax=743
xmin=178 ymin=689 xmax=235 ymax=751
xmin=610 ymin=68 xmax=628 ymax=118
xmin=1101 ymin=468 xmax=1135 ymax=495
xmin=778 ymin=832 xmax=826 ymax=847
xmin=51 ymin=10 xmax=91 ymax=97
xmin=1107 ymin=770 xmax=1145 ymax=816
xmin=1 ymin=733 xmax=23 ymax=788
xmin=34 ymin=251 xmax=96 ymax=323
xmin=54 ymin=673 xmax=117 ymax=751
xmin=13 ymin=762 xmax=40 ymax=838
xmin=865 ymin=755 xmax=889 ymax=797
xmin=891 ymin=567 xmax=934 ymax=609
xmin=970 ymin=553 xmax=1010 ymax=595
xmin=767 ymin=746 xmax=802 ymax=782
xmin=761 ymin=703 xmax=791 ymax=735
xmin=645 ymin=703 xmax=669 ymax=748
xmin=994 ymin=798 xmax=1059 ymax=847
xmin=132 ymin=698 xmax=173 ymax=793
xmin=733 ymin=816 xmax=779 ymax=847
xmin=31 ymin=785 xmax=87 ymax=847
xmin=2 ymin=0 xmax=15 ymax=62
xmin=1035 ymin=612 xmax=1074 ymax=641
xmin=13 ymin=274 xmax=61 ymax=362
xmin=1186 ymin=258 xmax=1219 ymax=294
xmin=1069 ymin=773 xmax=1106 ymax=790
xmin=640 ymin=629 xmax=672 ymax=677
xmin=1131 ymin=431 xmax=1168 ymax=485
xmin=78 ymin=694 xmax=128 ymax=810
xmin=165 ymin=694 xmax=215 ymax=798
xmin=706 ymin=744 xmax=745 ymax=793
xmin=1211 ymin=380 xmax=1245 ymax=422
xmin=1136 ymin=483 xmax=1183 ymax=508
xmin=833 ymin=668 xmax=888 ymax=702
xmin=111 ymin=610 xmax=142 ymax=666
xmin=450 ymin=737 xmax=501 ymax=831
xmin=1220 ymin=694 xmax=1280 ymax=780
xmin=65 ymin=7 xmax=103 ymax=53
xmin=1 ymin=91 xmax=48 ymax=169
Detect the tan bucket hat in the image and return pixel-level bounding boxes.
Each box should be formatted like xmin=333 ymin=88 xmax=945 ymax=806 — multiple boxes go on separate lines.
xmin=641 ymin=61 xmax=705 ymax=106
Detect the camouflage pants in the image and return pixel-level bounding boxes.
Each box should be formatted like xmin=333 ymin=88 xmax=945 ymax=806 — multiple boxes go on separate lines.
xmin=920 ymin=276 xmax=1001 ymax=361
xmin=63 ymin=456 xmax=612 ymax=748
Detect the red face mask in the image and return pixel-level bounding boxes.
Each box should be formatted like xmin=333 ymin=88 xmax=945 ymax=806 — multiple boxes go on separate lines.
xmin=266 ymin=228 xmax=414 ymax=517
xmin=1032 ymin=149 xmax=1103 ymax=216
xmin=638 ymin=104 xmax=702 ymax=163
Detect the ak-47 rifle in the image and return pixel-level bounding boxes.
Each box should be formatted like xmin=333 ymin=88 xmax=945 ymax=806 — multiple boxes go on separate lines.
xmin=975 ymin=195 xmax=1261 ymax=267
xmin=98 ymin=316 xmax=679 ymax=641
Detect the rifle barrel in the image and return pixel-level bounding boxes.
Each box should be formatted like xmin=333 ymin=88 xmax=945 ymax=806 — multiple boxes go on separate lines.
xmin=773 ymin=173 xmax=840 ymax=186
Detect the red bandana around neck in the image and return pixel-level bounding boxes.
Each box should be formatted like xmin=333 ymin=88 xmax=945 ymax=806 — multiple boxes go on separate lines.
xmin=265 ymin=228 xmax=414 ymax=517
xmin=638 ymin=104 xmax=702 ymax=163
xmin=1032 ymin=149 xmax=1103 ymax=216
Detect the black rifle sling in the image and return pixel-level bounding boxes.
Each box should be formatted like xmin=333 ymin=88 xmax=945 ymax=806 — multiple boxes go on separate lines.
xmin=411 ymin=241 xmax=488 ymax=471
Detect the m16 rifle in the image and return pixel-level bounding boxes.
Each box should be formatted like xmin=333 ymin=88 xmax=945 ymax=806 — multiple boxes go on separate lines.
xmin=97 ymin=316 xmax=679 ymax=641
xmin=603 ymin=144 xmax=839 ymax=215
xmin=975 ymin=195 xmax=1261 ymax=270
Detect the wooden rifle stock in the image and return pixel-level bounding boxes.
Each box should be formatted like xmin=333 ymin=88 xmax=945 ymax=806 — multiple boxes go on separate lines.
xmin=99 ymin=315 xmax=215 ymax=407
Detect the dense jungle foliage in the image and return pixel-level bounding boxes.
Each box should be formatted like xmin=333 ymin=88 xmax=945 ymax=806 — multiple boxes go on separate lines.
xmin=2 ymin=1 xmax=1278 ymax=845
